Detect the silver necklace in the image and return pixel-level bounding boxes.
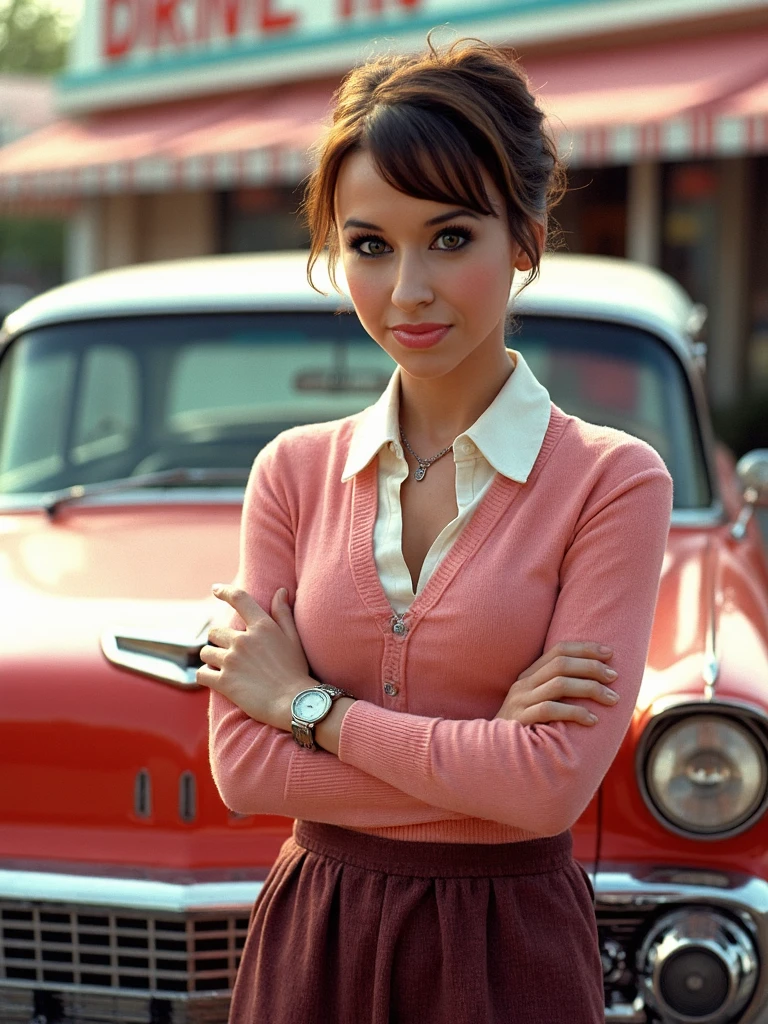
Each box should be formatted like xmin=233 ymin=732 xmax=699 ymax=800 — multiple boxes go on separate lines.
xmin=399 ymin=426 xmax=453 ymax=482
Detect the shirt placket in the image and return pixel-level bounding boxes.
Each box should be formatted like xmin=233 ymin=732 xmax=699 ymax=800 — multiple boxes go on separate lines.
xmin=381 ymin=608 xmax=410 ymax=707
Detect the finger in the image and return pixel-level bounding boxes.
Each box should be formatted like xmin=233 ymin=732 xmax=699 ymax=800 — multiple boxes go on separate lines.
xmin=196 ymin=664 xmax=224 ymax=690
xmin=207 ymin=626 xmax=239 ymax=649
xmin=534 ymin=676 xmax=619 ymax=706
xmin=270 ymin=588 xmax=301 ymax=642
xmin=527 ymin=655 xmax=618 ymax=690
xmin=199 ymin=644 xmax=225 ymax=670
xmin=211 ymin=585 xmax=268 ymax=627
xmin=522 ymin=701 xmax=599 ymax=727
xmin=517 ymin=641 xmax=613 ymax=681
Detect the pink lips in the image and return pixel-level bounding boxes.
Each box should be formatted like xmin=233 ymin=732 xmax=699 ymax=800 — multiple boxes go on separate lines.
xmin=390 ymin=323 xmax=451 ymax=350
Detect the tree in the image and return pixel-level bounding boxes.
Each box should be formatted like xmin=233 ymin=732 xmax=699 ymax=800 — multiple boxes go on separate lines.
xmin=0 ymin=0 xmax=76 ymax=74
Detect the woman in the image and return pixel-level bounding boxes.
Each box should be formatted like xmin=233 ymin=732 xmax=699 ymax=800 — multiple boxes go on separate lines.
xmin=200 ymin=37 xmax=673 ymax=1024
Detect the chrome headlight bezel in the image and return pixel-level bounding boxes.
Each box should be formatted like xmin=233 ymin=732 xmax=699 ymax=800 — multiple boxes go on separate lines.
xmin=637 ymin=701 xmax=768 ymax=841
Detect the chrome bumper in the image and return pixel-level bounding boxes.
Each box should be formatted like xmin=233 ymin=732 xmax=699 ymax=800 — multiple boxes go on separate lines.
xmin=593 ymin=865 xmax=768 ymax=1024
xmin=0 ymin=868 xmax=263 ymax=912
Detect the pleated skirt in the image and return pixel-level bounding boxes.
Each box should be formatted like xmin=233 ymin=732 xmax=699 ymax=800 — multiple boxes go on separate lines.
xmin=228 ymin=820 xmax=605 ymax=1024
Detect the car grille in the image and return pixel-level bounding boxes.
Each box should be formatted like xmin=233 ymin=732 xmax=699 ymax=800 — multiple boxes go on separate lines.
xmin=597 ymin=903 xmax=658 ymax=1016
xmin=0 ymin=900 xmax=250 ymax=1022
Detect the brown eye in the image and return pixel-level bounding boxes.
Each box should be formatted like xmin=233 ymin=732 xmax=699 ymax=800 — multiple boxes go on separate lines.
xmin=359 ymin=238 xmax=389 ymax=256
xmin=434 ymin=230 xmax=470 ymax=251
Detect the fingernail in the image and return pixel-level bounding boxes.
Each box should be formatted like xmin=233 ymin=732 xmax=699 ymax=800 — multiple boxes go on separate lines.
xmin=212 ymin=584 xmax=223 ymax=594
xmin=588 ymin=713 xmax=599 ymax=723
xmin=599 ymin=645 xmax=613 ymax=654
xmin=606 ymin=668 xmax=618 ymax=680
xmin=606 ymin=690 xmax=619 ymax=702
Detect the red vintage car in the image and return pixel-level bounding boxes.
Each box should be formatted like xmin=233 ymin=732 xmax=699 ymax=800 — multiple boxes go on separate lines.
xmin=1 ymin=251 xmax=768 ymax=1024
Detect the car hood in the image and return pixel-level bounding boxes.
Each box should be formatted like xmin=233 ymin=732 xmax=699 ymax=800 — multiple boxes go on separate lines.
xmin=0 ymin=503 xmax=292 ymax=876
xmin=638 ymin=526 xmax=768 ymax=713
xmin=0 ymin=503 xmax=242 ymax=648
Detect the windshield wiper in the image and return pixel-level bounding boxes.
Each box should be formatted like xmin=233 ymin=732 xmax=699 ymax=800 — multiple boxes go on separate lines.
xmin=43 ymin=468 xmax=251 ymax=519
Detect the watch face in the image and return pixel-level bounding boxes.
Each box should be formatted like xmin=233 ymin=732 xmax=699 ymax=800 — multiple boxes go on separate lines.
xmin=292 ymin=689 xmax=332 ymax=723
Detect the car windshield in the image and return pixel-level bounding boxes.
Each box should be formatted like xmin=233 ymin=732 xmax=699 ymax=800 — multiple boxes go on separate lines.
xmin=0 ymin=311 xmax=710 ymax=509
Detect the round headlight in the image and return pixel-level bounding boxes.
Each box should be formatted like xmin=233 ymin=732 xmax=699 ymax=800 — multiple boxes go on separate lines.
xmin=645 ymin=714 xmax=768 ymax=836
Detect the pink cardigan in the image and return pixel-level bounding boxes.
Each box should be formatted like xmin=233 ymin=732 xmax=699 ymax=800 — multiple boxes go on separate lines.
xmin=208 ymin=403 xmax=673 ymax=844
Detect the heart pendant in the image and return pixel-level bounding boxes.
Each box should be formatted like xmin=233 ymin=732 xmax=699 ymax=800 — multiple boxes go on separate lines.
xmin=414 ymin=466 xmax=427 ymax=481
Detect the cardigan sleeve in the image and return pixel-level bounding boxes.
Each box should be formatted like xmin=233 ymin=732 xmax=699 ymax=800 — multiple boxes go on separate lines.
xmin=207 ymin=438 xmax=469 ymax=827
xmin=337 ymin=458 xmax=673 ymax=836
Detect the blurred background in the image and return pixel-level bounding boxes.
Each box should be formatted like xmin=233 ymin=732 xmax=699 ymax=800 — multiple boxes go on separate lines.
xmin=0 ymin=0 xmax=766 ymax=457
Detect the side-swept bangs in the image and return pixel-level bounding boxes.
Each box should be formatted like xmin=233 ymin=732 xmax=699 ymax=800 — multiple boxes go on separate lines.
xmin=364 ymin=102 xmax=496 ymax=221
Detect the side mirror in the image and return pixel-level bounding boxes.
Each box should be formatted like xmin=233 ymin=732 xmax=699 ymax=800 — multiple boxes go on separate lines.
xmin=730 ymin=450 xmax=768 ymax=540
xmin=736 ymin=450 xmax=768 ymax=508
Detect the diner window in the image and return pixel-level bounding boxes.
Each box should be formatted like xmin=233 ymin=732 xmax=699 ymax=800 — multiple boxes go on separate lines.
xmin=660 ymin=161 xmax=720 ymax=315
xmin=746 ymin=157 xmax=768 ymax=396
xmin=219 ymin=186 xmax=309 ymax=253
xmin=553 ymin=165 xmax=627 ymax=257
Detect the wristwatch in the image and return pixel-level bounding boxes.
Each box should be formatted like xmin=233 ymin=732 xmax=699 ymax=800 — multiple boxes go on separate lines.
xmin=290 ymin=683 xmax=355 ymax=751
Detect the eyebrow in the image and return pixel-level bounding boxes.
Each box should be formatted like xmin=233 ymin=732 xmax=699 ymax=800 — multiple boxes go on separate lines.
xmin=342 ymin=208 xmax=482 ymax=231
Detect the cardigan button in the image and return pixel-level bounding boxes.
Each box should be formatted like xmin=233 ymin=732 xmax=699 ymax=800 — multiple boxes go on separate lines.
xmin=392 ymin=619 xmax=408 ymax=637
xmin=384 ymin=682 xmax=399 ymax=696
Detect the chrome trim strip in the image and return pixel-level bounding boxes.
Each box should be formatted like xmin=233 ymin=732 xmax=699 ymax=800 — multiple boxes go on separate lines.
xmin=593 ymin=866 xmax=768 ymax=912
xmin=0 ymin=979 xmax=231 ymax=1005
xmin=0 ymin=869 xmax=262 ymax=912
xmin=0 ymin=979 xmax=232 ymax=1005
xmin=0 ymin=487 xmax=247 ymax=511
xmin=703 ymin=536 xmax=721 ymax=700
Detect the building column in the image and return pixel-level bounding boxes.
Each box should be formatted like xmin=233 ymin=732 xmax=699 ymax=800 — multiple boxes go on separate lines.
xmin=64 ymin=198 xmax=102 ymax=280
xmin=626 ymin=161 xmax=660 ymax=266
xmin=102 ymin=193 xmax=141 ymax=269
xmin=708 ymin=157 xmax=750 ymax=409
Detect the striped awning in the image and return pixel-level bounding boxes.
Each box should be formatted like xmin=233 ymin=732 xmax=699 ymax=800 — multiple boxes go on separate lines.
xmin=0 ymin=81 xmax=330 ymax=203
xmin=532 ymin=28 xmax=768 ymax=166
xmin=0 ymin=29 xmax=767 ymax=202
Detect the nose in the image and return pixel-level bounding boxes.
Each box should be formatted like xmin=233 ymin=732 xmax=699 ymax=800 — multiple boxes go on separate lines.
xmin=390 ymin=252 xmax=435 ymax=312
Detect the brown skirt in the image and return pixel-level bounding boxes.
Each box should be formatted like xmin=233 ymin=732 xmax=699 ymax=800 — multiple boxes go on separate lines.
xmin=229 ymin=820 xmax=605 ymax=1024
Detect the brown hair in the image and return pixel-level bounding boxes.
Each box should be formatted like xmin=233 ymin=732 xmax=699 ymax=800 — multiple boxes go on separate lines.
xmin=302 ymin=35 xmax=566 ymax=292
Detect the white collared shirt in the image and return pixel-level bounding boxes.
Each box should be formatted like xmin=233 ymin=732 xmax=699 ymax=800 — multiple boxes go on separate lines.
xmin=341 ymin=349 xmax=552 ymax=615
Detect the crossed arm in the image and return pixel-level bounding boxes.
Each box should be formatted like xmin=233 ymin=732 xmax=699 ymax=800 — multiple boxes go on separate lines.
xmin=205 ymin=442 xmax=673 ymax=834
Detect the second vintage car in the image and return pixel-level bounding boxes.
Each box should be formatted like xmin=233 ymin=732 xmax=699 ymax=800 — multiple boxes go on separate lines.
xmin=1 ymin=251 xmax=768 ymax=1024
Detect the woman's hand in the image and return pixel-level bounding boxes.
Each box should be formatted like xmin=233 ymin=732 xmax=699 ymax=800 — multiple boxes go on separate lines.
xmin=197 ymin=585 xmax=311 ymax=728
xmin=496 ymin=641 xmax=619 ymax=726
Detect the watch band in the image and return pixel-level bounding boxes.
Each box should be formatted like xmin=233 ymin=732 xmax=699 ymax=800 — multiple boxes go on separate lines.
xmin=317 ymin=684 xmax=355 ymax=700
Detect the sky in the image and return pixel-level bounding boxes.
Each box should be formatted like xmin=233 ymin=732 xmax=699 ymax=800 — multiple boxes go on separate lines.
xmin=46 ymin=0 xmax=83 ymax=19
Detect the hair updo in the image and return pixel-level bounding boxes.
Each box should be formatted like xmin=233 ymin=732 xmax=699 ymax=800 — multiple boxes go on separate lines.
xmin=302 ymin=35 xmax=566 ymax=292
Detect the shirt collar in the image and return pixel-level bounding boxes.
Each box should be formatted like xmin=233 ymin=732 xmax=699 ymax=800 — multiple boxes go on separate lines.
xmin=341 ymin=366 xmax=401 ymax=482
xmin=462 ymin=349 xmax=552 ymax=482
xmin=341 ymin=348 xmax=551 ymax=484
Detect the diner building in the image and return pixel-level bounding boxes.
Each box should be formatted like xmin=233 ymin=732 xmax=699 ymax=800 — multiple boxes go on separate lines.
xmin=1 ymin=0 xmax=768 ymax=411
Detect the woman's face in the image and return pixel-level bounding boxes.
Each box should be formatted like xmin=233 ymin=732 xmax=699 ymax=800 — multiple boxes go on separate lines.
xmin=334 ymin=148 xmax=538 ymax=380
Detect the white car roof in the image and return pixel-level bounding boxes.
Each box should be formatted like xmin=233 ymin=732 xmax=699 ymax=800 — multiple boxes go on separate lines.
xmin=3 ymin=251 xmax=700 ymax=351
